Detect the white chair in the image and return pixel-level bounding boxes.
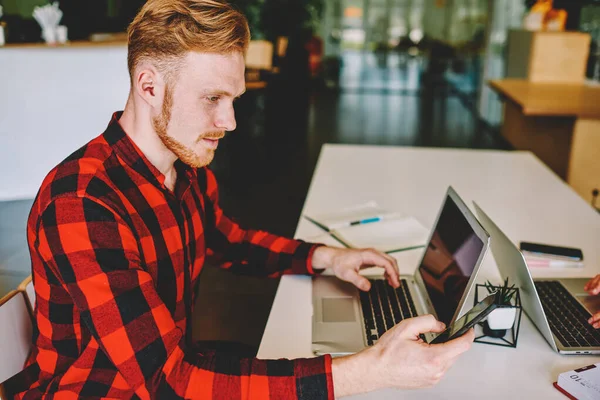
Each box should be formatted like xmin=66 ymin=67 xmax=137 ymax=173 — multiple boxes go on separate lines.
xmin=0 ymin=290 xmax=33 ymax=399
xmin=17 ymin=276 xmax=35 ymax=316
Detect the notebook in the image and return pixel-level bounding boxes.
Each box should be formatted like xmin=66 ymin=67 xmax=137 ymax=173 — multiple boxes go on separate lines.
xmin=554 ymin=363 xmax=600 ymax=400
xmin=331 ymin=216 xmax=429 ymax=253
xmin=306 ymin=202 xmax=399 ymax=231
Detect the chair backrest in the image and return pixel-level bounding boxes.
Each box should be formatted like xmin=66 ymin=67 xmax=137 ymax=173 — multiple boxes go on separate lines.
xmin=25 ymin=281 xmax=35 ymax=313
xmin=17 ymin=276 xmax=35 ymax=315
xmin=19 ymin=277 xmax=35 ymax=315
xmin=0 ymin=290 xmax=33 ymax=389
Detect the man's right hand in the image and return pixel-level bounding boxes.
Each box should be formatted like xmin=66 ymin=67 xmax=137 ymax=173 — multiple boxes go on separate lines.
xmin=584 ymin=275 xmax=600 ymax=328
xmin=331 ymin=314 xmax=474 ymax=397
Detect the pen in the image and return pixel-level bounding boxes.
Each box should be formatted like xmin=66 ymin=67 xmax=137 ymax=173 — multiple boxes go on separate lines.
xmin=329 ymin=216 xmax=385 ymax=230
xmin=349 ymin=217 xmax=381 ymax=226
xmin=304 ymin=215 xmax=385 ymax=231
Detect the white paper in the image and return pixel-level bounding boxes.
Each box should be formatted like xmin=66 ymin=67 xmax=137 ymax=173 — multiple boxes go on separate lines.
xmin=331 ymin=216 xmax=429 ymax=253
xmin=307 ymin=201 xmax=401 ymax=231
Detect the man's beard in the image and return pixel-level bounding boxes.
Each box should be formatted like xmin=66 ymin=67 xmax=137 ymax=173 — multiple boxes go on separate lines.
xmin=152 ymin=85 xmax=223 ymax=169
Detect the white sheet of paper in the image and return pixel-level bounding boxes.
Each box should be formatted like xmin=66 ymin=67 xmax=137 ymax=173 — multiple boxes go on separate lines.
xmin=331 ymin=216 xmax=429 ymax=253
xmin=307 ymin=202 xmax=400 ymax=231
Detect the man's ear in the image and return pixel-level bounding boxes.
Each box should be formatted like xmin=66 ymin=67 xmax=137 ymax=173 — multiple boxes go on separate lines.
xmin=133 ymin=64 xmax=164 ymax=109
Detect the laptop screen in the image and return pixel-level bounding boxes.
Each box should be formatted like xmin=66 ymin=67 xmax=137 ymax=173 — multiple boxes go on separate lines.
xmin=418 ymin=195 xmax=485 ymax=325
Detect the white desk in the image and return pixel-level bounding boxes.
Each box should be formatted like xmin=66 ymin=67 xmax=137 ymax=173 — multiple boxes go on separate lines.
xmin=258 ymin=145 xmax=600 ymax=399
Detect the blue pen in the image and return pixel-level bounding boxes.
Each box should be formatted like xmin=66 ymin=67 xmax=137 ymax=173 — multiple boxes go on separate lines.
xmin=349 ymin=217 xmax=381 ymax=226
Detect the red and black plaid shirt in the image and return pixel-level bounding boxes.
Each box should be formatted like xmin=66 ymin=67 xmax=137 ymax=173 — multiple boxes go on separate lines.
xmin=9 ymin=113 xmax=334 ymax=399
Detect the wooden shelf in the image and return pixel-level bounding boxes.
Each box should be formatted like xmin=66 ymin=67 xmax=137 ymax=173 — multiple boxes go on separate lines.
xmin=245 ymin=81 xmax=268 ymax=90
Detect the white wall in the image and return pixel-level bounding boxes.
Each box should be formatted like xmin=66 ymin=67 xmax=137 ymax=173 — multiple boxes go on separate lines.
xmin=0 ymin=44 xmax=130 ymax=200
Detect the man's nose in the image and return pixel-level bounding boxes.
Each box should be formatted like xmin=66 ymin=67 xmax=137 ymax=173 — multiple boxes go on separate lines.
xmin=214 ymin=103 xmax=236 ymax=132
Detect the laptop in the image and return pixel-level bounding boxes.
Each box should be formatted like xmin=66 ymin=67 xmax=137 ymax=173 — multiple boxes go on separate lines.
xmin=311 ymin=187 xmax=490 ymax=356
xmin=474 ymin=202 xmax=600 ymax=355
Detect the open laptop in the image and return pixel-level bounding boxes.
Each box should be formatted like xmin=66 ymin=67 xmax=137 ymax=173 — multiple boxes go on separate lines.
xmin=474 ymin=202 xmax=600 ymax=355
xmin=312 ymin=187 xmax=490 ymax=356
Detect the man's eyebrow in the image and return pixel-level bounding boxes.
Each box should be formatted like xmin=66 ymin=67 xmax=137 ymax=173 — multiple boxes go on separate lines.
xmin=203 ymin=89 xmax=246 ymax=98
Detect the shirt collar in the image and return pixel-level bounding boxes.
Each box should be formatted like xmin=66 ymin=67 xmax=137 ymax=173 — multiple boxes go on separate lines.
xmin=103 ymin=111 xmax=198 ymax=191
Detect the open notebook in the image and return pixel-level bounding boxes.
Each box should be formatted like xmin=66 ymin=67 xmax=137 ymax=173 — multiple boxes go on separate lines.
xmin=306 ymin=202 xmax=400 ymax=231
xmin=331 ymin=216 xmax=429 ymax=254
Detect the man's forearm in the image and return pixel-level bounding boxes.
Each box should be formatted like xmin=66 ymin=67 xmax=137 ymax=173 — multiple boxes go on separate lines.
xmin=331 ymin=349 xmax=381 ymax=398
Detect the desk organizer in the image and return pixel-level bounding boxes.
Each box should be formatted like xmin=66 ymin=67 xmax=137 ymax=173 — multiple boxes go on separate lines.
xmin=473 ymin=284 xmax=523 ymax=348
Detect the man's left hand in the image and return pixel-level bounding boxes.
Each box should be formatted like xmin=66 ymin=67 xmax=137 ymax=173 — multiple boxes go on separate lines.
xmin=311 ymin=246 xmax=400 ymax=291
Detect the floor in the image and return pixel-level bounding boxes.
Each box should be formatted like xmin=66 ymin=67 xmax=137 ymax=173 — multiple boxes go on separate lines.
xmin=0 ymin=50 xmax=508 ymax=354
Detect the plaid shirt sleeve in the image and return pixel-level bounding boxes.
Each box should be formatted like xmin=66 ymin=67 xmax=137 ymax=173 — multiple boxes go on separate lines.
xmin=31 ymin=195 xmax=334 ymax=399
xmin=202 ymin=168 xmax=323 ymax=277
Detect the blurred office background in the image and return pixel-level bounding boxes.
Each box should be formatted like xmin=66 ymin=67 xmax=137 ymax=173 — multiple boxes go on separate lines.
xmin=1 ymin=0 xmax=599 ymax=354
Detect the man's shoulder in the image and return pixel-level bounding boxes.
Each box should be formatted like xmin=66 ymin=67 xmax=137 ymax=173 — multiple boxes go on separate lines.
xmin=31 ymin=134 xmax=121 ymax=217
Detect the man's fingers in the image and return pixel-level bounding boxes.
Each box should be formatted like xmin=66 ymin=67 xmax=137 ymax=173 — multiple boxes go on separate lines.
xmin=433 ymin=328 xmax=475 ymax=358
xmin=384 ymin=253 xmax=400 ymax=287
xmin=361 ymin=249 xmax=400 ymax=288
xmin=384 ymin=271 xmax=398 ymax=289
xmin=399 ymin=314 xmax=445 ymax=338
xmin=588 ymin=312 xmax=600 ymax=327
xmin=586 ymin=275 xmax=600 ymax=295
xmin=380 ymin=252 xmax=399 ymax=271
xmin=343 ymin=270 xmax=371 ymax=291
xmin=584 ymin=276 xmax=596 ymax=292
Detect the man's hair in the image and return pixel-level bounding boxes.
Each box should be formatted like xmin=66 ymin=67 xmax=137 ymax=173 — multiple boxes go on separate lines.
xmin=127 ymin=0 xmax=250 ymax=83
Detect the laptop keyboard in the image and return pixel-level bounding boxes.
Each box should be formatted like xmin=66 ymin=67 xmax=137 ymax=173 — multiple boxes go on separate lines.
xmin=535 ymin=280 xmax=600 ymax=348
xmin=359 ymin=279 xmax=418 ymax=346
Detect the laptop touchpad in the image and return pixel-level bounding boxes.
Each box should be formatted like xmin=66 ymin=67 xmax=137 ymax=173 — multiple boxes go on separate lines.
xmin=322 ymin=297 xmax=357 ymax=322
xmin=577 ymin=295 xmax=600 ymax=315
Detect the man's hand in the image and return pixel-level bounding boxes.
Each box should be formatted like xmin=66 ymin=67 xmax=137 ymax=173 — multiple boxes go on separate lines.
xmin=331 ymin=315 xmax=475 ymax=397
xmin=585 ymin=275 xmax=600 ymax=328
xmin=312 ymin=246 xmax=400 ymax=290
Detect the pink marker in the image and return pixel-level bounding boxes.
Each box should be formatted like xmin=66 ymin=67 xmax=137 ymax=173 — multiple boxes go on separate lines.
xmin=526 ymin=259 xmax=584 ymax=268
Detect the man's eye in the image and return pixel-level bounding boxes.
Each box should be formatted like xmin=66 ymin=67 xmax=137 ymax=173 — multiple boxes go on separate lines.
xmin=207 ymin=96 xmax=220 ymax=103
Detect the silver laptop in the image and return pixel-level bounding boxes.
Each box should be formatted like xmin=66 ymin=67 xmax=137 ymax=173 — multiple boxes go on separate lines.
xmin=312 ymin=187 xmax=490 ymax=356
xmin=474 ymin=202 xmax=600 ymax=355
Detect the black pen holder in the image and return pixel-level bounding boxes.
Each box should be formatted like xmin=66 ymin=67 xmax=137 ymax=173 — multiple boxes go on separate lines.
xmin=473 ymin=284 xmax=523 ymax=348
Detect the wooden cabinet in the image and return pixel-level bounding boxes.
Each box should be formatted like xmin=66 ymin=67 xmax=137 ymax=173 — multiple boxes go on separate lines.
xmin=490 ymin=79 xmax=600 ymax=204
xmin=506 ymin=30 xmax=591 ymax=84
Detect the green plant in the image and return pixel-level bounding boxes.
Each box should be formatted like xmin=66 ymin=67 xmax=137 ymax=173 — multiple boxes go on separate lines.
xmin=259 ymin=0 xmax=324 ymax=41
xmin=485 ymin=277 xmax=517 ymax=306
xmin=229 ymin=0 xmax=324 ymax=41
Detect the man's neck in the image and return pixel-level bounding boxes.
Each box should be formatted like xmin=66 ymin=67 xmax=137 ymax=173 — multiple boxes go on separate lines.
xmin=119 ymin=96 xmax=177 ymax=184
